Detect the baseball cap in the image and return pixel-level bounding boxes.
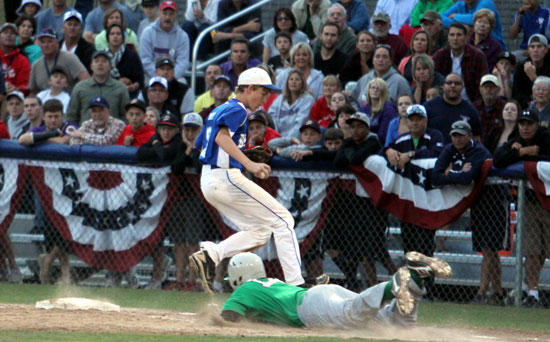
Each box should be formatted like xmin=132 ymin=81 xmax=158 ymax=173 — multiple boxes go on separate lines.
xmin=372 ymin=12 xmax=391 ymax=23
xmin=148 ymin=76 xmax=168 ymax=88
xmin=141 ymin=0 xmax=159 ymax=7
xmin=214 ymin=75 xmax=232 ymax=87
xmin=6 ymin=90 xmax=25 ymax=102
xmin=63 ymin=10 xmax=83 ymax=23
xmin=346 ymin=112 xmax=371 ymax=127
xmin=125 ymin=99 xmax=147 ymax=112
xmin=36 ymin=27 xmax=57 ymax=39
xmin=158 ymin=113 xmax=179 ymax=127
xmin=155 ymin=57 xmax=174 ymax=69
xmin=480 ymin=74 xmax=501 ymax=87
xmin=16 ymin=0 xmax=42 ymax=16
xmin=420 ymin=10 xmax=441 ymax=23
xmin=300 ymin=120 xmax=321 ymax=134
xmin=183 ymin=113 xmax=203 ymax=127
xmin=450 ymin=120 xmax=472 ymax=136
xmin=496 ymin=51 xmax=516 ymax=65
xmin=237 ymin=68 xmax=281 ymax=92
xmin=528 ymin=34 xmax=548 ymax=47
xmin=406 ymin=104 xmax=427 ymax=118
xmin=248 ymin=113 xmax=267 ymax=125
xmin=160 ymin=0 xmax=177 ymax=11
xmin=517 ymin=109 xmax=539 ymax=123
xmin=88 ymin=96 xmax=110 ymax=109
xmin=92 ymin=50 xmax=112 ymax=59
xmin=0 ymin=23 xmax=18 ymax=34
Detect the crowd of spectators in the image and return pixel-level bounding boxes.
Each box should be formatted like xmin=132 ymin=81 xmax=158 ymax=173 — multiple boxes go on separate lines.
xmin=0 ymin=0 xmax=550 ymax=307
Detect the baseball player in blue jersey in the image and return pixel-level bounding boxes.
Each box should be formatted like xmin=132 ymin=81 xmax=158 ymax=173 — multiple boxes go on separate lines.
xmin=221 ymin=251 xmax=452 ymax=328
xmin=190 ymin=67 xmax=306 ymax=294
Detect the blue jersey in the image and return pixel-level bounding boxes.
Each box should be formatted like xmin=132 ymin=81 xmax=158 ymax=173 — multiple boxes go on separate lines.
xmin=198 ymin=98 xmax=248 ymax=169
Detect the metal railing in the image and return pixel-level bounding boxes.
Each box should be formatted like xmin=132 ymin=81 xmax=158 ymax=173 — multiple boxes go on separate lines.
xmin=190 ymin=0 xmax=273 ymax=94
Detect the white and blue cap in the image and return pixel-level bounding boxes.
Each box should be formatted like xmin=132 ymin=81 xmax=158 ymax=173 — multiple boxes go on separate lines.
xmin=406 ymin=104 xmax=427 ymax=118
xmin=148 ymin=76 xmax=168 ymax=88
xmin=63 ymin=10 xmax=83 ymax=23
xmin=183 ymin=112 xmax=203 ymax=127
xmin=237 ymin=67 xmax=281 ymax=93
xmin=346 ymin=112 xmax=371 ymax=127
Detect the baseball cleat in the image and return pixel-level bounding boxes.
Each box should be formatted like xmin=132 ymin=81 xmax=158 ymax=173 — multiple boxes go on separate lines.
xmin=405 ymin=252 xmax=452 ymax=279
xmin=189 ymin=250 xmax=216 ymax=295
xmin=392 ymin=267 xmax=414 ymax=316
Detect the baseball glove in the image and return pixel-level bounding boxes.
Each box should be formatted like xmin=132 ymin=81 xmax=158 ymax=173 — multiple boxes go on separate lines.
xmin=244 ymin=146 xmax=274 ymax=163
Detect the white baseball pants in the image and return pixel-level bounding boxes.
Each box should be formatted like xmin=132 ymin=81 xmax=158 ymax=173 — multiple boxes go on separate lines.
xmin=297 ymin=281 xmax=423 ymax=328
xmin=199 ymin=166 xmax=304 ymax=285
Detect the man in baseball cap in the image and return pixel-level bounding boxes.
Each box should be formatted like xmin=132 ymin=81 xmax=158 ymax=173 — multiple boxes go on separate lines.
xmin=514 ymin=32 xmax=550 ymax=108
xmin=371 ymin=11 xmax=407 ymax=65
xmin=420 ymin=10 xmax=447 ymax=52
xmin=0 ymin=23 xmax=31 ymax=93
xmin=69 ymin=96 xmax=126 ymax=145
xmin=474 ymin=74 xmax=506 ymax=140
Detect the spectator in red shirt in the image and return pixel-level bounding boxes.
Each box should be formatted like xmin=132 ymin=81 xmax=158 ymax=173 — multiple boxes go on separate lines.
xmin=117 ymin=99 xmax=156 ymax=146
xmin=371 ymin=12 xmax=407 ymax=67
xmin=245 ymin=111 xmax=281 ymax=149
xmin=310 ymin=75 xmax=341 ymax=127
xmin=0 ymin=23 xmax=31 ymax=93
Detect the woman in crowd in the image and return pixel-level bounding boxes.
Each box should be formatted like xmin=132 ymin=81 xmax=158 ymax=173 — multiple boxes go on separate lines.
xmin=410 ymin=54 xmax=445 ymax=104
xmin=359 ymin=78 xmax=398 ymax=146
xmin=95 ymin=8 xmax=139 ymax=52
xmin=269 ymin=69 xmax=316 ymax=138
xmin=15 ymin=14 xmax=41 ymax=65
xmin=182 ymin=0 xmax=220 ymax=60
xmin=384 ymin=94 xmax=413 ymax=147
xmin=470 ymin=100 xmax=520 ymax=305
xmin=105 ymin=24 xmax=144 ymax=99
xmin=276 ymin=43 xmax=324 ymax=98
xmin=263 ymin=7 xmax=309 ymax=64
xmin=145 ymin=107 xmax=160 ymax=128
xmin=339 ymin=30 xmax=377 ymax=88
xmin=398 ymin=30 xmax=432 ymax=85
xmin=310 ymin=75 xmax=341 ymax=127
xmin=468 ymin=8 xmax=502 ymax=71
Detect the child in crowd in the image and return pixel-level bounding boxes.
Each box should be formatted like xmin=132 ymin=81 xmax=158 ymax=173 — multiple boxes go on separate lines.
xmin=18 ymin=99 xmax=77 ymax=285
xmin=137 ymin=113 xmax=181 ymax=289
xmin=310 ymin=75 xmax=342 ymax=127
xmin=329 ymin=104 xmax=355 ymax=139
xmin=330 ymin=91 xmax=348 ymax=114
xmin=37 ymin=67 xmax=71 ymax=114
xmin=245 ymin=112 xmax=281 ymax=149
xmin=117 ymin=99 xmax=156 ymax=146
xmin=268 ymin=32 xmax=292 ymax=71
xmin=290 ymin=127 xmax=344 ymax=161
xmin=165 ymin=113 xmax=206 ymax=291
xmin=268 ymin=120 xmax=323 ymax=159
xmin=5 ymin=91 xmax=28 ymax=140
xmin=425 ymin=87 xmax=441 ymax=102
xmin=492 ymin=51 xmax=515 ymax=100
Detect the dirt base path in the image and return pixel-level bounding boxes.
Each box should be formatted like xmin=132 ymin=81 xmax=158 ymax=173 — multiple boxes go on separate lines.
xmin=2 ymin=303 xmax=549 ymax=342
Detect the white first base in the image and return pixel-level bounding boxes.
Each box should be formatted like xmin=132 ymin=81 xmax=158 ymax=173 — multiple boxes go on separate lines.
xmin=35 ymin=297 xmax=121 ymax=312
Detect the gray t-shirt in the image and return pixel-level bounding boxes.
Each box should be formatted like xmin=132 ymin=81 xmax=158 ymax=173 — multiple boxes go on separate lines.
xmin=262 ymin=28 xmax=309 ymax=57
xmin=29 ymin=51 xmax=87 ymax=93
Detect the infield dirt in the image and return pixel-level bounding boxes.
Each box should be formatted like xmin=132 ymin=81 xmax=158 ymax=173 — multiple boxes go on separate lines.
xmin=2 ymin=303 xmax=549 ymax=342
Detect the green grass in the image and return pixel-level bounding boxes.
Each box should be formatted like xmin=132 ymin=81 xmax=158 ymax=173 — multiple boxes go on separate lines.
xmin=1 ymin=283 xmax=550 ymax=342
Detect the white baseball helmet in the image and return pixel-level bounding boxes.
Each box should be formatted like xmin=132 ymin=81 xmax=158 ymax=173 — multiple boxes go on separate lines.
xmin=227 ymin=252 xmax=266 ymax=289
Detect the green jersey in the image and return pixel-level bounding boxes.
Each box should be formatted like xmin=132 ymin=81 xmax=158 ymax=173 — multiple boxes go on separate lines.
xmin=222 ymin=278 xmax=307 ymax=327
